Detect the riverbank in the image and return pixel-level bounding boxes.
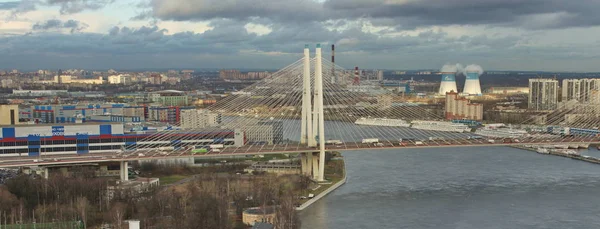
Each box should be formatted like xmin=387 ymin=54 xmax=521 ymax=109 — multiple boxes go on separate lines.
xmin=296 ymin=156 xmax=346 ymax=211
xmin=513 ymin=145 xmax=600 ymax=165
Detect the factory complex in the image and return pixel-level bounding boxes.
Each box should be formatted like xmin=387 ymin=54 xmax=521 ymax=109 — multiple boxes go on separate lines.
xmin=0 ymin=123 xmax=245 ymax=157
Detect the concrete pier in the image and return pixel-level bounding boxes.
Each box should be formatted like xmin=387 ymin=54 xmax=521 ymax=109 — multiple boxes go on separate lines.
xmin=119 ymin=161 xmax=129 ymax=181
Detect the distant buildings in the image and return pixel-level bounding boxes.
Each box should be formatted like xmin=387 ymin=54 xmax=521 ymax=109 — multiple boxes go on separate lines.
xmin=149 ymin=74 xmax=162 ymax=85
xmin=179 ymin=109 xmax=221 ymax=129
xmin=561 ymin=78 xmax=600 ymax=103
xmin=220 ymin=70 xmax=243 ymax=79
xmin=486 ymin=87 xmax=529 ymax=94
xmin=377 ymin=70 xmax=384 ymax=81
xmin=219 ymin=70 xmax=271 ymax=80
xmin=445 ymin=91 xmax=483 ymax=121
xmin=529 ymin=78 xmax=558 ymax=111
xmin=150 ymin=90 xmax=189 ymax=106
xmin=12 ymin=90 xmax=68 ymax=97
xmin=38 ymin=75 xmax=104 ymax=84
xmin=108 ymin=74 xmax=132 ymax=84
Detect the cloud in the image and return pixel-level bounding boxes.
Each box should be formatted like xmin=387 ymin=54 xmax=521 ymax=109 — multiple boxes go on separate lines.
xmin=3 ymin=0 xmax=600 ymax=71
xmin=150 ymin=0 xmax=324 ymax=22
xmin=0 ymin=1 xmax=20 ymax=10
xmin=149 ymin=0 xmax=600 ymax=30
xmin=32 ymin=19 xmax=88 ymax=33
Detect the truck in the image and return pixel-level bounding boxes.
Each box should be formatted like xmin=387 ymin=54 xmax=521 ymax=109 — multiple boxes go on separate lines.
xmin=209 ymin=144 xmax=224 ymax=149
xmin=467 ymin=136 xmax=483 ymax=140
xmin=415 ymin=141 xmax=424 ymax=145
xmin=362 ymin=138 xmax=379 ymax=144
xmin=191 ymin=148 xmax=208 ymax=154
xmin=325 ymin=140 xmax=343 ymax=145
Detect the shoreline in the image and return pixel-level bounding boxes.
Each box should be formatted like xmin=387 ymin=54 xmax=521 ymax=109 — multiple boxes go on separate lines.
xmin=296 ymin=157 xmax=347 ymax=211
xmin=513 ymin=145 xmax=600 ymax=165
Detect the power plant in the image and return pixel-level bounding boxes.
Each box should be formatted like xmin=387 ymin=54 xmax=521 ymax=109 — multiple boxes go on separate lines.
xmin=438 ymin=64 xmax=461 ymax=95
xmin=438 ymin=63 xmax=484 ymax=96
xmin=462 ymin=64 xmax=484 ymax=95
xmin=438 ymin=72 xmax=458 ymax=95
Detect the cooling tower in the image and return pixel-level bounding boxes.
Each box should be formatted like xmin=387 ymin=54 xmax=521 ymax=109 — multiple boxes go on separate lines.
xmin=438 ymin=72 xmax=458 ymax=95
xmin=463 ymin=71 xmax=482 ymax=95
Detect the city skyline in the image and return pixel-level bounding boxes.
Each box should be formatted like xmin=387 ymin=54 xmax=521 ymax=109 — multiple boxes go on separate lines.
xmin=1 ymin=0 xmax=600 ymax=71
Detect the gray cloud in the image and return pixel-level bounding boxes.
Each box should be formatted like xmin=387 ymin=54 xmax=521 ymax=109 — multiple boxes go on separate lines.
xmin=151 ymin=0 xmax=324 ymax=22
xmin=32 ymin=19 xmax=88 ymax=33
xmin=4 ymin=0 xmax=600 ymax=71
xmin=0 ymin=1 xmax=20 ymax=9
xmin=0 ymin=22 xmax=598 ymax=71
xmin=45 ymin=0 xmax=114 ymax=14
xmin=149 ymin=0 xmax=600 ymax=30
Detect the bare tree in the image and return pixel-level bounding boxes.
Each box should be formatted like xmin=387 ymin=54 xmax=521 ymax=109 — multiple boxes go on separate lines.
xmin=75 ymin=196 xmax=89 ymax=227
xmin=110 ymin=202 xmax=127 ymax=229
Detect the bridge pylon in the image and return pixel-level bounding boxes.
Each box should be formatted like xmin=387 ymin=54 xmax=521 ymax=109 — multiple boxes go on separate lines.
xmin=301 ymin=44 xmax=314 ymax=146
xmin=299 ymin=44 xmax=326 ymax=182
xmin=314 ymin=44 xmax=326 ymax=182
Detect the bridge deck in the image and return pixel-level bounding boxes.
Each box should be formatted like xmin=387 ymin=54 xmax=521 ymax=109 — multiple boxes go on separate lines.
xmin=0 ymin=137 xmax=596 ymax=168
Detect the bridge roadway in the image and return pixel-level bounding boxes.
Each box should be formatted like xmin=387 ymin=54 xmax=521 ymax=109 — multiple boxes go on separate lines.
xmin=0 ymin=136 xmax=596 ymax=168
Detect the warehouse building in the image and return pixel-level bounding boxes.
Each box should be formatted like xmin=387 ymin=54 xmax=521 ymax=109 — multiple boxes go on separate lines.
xmin=0 ymin=123 xmax=245 ymax=157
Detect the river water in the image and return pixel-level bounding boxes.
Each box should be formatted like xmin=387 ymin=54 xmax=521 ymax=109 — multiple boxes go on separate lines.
xmin=300 ymin=146 xmax=600 ymax=229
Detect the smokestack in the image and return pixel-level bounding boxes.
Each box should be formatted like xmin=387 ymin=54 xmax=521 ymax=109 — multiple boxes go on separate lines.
xmin=331 ymin=44 xmax=335 ymax=84
xmin=353 ymin=66 xmax=360 ymax=85
xmin=438 ymin=72 xmax=458 ymax=95
xmin=462 ymin=64 xmax=483 ymax=95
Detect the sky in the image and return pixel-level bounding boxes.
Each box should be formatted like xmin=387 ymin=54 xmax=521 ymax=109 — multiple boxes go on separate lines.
xmin=1 ymin=0 xmax=600 ymax=72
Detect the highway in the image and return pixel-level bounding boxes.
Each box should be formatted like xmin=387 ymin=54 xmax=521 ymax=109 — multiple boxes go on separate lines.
xmin=0 ymin=136 xmax=597 ymax=168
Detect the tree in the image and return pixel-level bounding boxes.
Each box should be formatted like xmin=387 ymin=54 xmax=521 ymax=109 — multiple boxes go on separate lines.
xmin=75 ymin=196 xmax=89 ymax=227
xmin=109 ymin=202 xmax=127 ymax=229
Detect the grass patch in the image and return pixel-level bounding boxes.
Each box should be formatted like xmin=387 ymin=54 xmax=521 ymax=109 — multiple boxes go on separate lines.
xmin=159 ymin=175 xmax=189 ymax=185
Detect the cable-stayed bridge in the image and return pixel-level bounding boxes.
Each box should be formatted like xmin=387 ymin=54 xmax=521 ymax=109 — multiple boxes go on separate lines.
xmin=2 ymin=45 xmax=600 ymax=181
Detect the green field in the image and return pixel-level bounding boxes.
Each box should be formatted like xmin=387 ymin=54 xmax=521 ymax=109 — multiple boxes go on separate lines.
xmin=159 ymin=175 xmax=190 ymax=185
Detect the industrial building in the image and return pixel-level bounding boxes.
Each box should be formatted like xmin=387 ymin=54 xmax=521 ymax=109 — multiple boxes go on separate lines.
xmin=179 ymin=109 xmax=221 ymax=129
xmin=227 ymin=119 xmax=283 ymax=145
xmin=0 ymin=123 xmax=245 ymax=157
xmin=24 ymin=103 xmax=201 ymax=125
xmin=445 ymin=91 xmax=483 ymax=121
xmin=529 ymin=79 xmax=558 ymax=111
xmin=27 ymin=104 xmax=137 ymax=124
xmin=561 ymin=78 xmax=600 ymax=103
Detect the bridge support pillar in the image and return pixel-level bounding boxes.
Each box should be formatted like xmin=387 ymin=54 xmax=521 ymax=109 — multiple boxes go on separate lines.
xmin=311 ymin=152 xmax=319 ymax=180
xmin=43 ymin=167 xmax=49 ymax=179
xmin=300 ymin=153 xmax=309 ymax=176
xmin=120 ymin=161 xmax=129 ymax=181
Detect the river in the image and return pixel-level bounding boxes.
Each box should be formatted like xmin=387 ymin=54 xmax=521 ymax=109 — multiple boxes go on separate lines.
xmin=299 ymin=146 xmax=600 ymax=229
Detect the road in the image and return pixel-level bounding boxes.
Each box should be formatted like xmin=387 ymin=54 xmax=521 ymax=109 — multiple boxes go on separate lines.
xmin=0 ymin=136 xmax=597 ymax=168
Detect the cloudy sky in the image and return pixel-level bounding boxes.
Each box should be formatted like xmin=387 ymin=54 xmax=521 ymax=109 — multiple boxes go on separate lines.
xmin=1 ymin=0 xmax=600 ymax=71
